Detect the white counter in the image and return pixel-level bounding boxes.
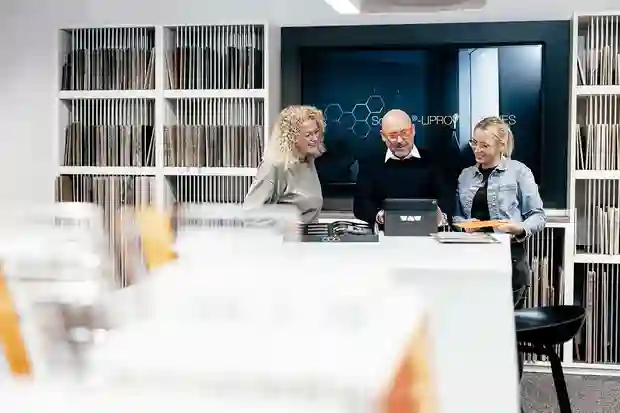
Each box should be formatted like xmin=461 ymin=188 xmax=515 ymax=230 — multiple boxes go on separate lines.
xmin=279 ymin=234 xmax=518 ymax=413
xmin=286 ymin=232 xmax=511 ymax=272
xmin=1 ymin=234 xmax=519 ymax=413
xmin=113 ymin=233 xmax=518 ymax=413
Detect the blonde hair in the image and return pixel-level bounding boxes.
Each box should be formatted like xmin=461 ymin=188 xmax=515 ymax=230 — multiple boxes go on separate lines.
xmin=264 ymin=105 xmax=326 ymax=169
xmin=474 ymin=116 xmax=514 ymax=158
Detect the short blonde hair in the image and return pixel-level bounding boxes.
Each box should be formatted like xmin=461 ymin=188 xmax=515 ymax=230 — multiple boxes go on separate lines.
xmin=474 ymin=116 xmax=514 ymax=158
xmin=264 ymin=105 xmax=325 ymax=169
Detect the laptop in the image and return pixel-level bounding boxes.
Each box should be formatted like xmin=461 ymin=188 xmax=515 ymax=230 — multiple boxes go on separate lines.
xmin=383 ymin=198 xmax=438 ymax=236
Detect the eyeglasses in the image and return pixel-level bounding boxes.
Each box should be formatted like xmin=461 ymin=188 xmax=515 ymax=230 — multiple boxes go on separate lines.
xmin=383 ymin=127 xmax=413 ymax=141
xmin=468 ymin=138 xmax=492 ymax=150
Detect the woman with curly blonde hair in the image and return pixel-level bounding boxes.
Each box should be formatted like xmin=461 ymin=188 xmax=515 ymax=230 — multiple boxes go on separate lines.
xmin=244 ymin=105 xmax=326 ymax=223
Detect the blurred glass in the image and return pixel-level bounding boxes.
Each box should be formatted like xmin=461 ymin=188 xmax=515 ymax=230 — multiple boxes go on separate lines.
xmin=0 ymin=202 xmax=114 ymax=380
xmin=170 ymin=203 xmax=299 ymax=270
xmin=97 ymin=203 xmax=301 ymax=331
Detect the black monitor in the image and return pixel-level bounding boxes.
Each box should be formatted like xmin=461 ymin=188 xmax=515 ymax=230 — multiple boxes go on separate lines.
xmin=383 ymin=198 xmax=437 ymax=237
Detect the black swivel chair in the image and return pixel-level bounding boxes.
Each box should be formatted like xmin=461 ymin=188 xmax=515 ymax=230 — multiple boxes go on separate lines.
xmin=515 ymin=305 xmax=586 ymax=413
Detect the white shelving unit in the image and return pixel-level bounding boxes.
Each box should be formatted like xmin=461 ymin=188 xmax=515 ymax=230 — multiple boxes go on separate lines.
xmin=553 ymin=11 xmax=620 ymax=376
xmin=55 ymin=24 xmax=280 ymax=209
xmin=54 ymin=24 xmax=280 ymax=285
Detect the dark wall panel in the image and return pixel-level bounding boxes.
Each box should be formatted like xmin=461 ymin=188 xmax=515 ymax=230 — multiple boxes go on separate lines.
xmin=281 ymin=21 xmax=571 ymax=209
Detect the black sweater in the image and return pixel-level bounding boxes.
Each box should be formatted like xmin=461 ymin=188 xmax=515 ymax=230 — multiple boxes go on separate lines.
xmin=353 ymin=148 xmax=450 ymax=226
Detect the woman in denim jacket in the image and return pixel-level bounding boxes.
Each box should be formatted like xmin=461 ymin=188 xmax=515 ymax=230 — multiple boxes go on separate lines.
xmin=453 ymin=116 xmax=546 ymax=301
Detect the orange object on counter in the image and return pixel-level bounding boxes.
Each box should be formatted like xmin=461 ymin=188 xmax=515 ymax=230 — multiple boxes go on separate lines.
xmin=134 ymin=207 xmax=177 ymax=270
xmin=0 ymin=268 xmax=31 ymax=376
xmin=454 ymin=219 xmax=506 ymax=230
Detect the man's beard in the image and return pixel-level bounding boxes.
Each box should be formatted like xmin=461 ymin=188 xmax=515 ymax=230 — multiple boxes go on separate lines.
xmin=390 ymin=145 xmax=408 ymax=157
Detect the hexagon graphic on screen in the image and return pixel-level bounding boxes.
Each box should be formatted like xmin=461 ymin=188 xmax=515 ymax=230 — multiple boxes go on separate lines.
xmin=352 ymin=104 xmax=370 ymax=122
xmin=352 ymin=121 xmax=371 ymax=138
xmin=340 ymin=112 xmax=356 ymax=130
xmin=324 ymin=104 xmax=343 ymax=123
xmin=365 ymin=95 xmax=385 ymax=114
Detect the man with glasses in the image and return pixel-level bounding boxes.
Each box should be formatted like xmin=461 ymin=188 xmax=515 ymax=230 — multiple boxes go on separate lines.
xmin=353 ymin=109 xmax=449 ymax=228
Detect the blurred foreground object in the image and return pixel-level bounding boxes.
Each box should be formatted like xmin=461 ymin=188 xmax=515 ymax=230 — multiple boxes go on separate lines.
xmin=134 ymin=207 xmax=176 ymax=269
xmin=93 ymin=204 xmax=437 ymax=412
xmin=0 ymin=267 xmax=31 ymax=375
xmin=0 ymin=203 xmax=113 ymax=379
xmin=110 ymin=206 xmax=176 ymax=287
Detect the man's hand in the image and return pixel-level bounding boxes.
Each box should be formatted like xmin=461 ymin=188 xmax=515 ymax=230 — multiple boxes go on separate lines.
xmin=376 ymin=210 xmax=385 ymax=224
xmin=436 ymin=208 xmax=447 ymax=227
xmin=496 ymin=221 xmax=525 ymax=236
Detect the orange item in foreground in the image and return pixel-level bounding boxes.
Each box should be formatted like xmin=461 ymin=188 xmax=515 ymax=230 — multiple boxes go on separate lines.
xmin=454 ymin=220 xmax=506 ymax=230
xmin=383 ymin=319 xmax=437 ymax=413
xmin=134 ymin=207 xmax=177 ymax=270
xmin=0 ymin=268 xmax=32 ymax=375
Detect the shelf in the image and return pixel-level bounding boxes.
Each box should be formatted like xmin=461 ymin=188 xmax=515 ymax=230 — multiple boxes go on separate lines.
xmin=545 ymin=221 xmax=570 ymax=228
xmin=57 ymin=24 xmax=272 ymax=209
xmin=575 ymin=170 xmax=620 ymax=180
xmin=574 ymin=254 xmax=620 ymax=264
xmin=59 ymin=90 xmax=156 ymax=99
xmin=58 ymin=166 xmax=157 ymax=175
xmin=526 ymin=360 xmax=620 ymax=377
xmin=164 ymin=89 xmax=266 ymax=99
xmin=576 ymin=86 xmax=620 ymax=96
xmin=163 ymin=167 xmax=257 ymax=176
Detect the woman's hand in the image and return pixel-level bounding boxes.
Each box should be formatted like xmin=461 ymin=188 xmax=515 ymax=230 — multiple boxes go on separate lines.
xmin=496 ymin=221 xmax=525 ymax=236
xmin=463 ymin=219 xmax=478 ymax=233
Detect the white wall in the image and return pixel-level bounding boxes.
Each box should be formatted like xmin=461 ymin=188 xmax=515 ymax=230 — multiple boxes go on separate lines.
xmin=457 ymin=47 xmax=500 ymax=148
xmin=469 ymin=48 xmax=500 ymax=132
xmin=0 ymin=0 xmax=618 ymax=202
xmin=457 ymin=50 xmax=472 ymax=149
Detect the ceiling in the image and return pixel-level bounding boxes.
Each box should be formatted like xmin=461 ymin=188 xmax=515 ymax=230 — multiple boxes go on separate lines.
xmin=2 ymin=0 xmax=619 ymax=27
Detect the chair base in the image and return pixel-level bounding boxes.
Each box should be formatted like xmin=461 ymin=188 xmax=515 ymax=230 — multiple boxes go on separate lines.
xmin=519 ymin=343 xmax=571 ymax=413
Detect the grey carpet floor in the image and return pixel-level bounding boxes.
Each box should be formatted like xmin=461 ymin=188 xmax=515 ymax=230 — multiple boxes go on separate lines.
xmin=522 ymin=372 xmax=620 ymax=412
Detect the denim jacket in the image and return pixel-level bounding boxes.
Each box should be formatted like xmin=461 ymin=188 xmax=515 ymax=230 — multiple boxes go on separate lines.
xmin=453 ymin=159 xmax=546 ymax=240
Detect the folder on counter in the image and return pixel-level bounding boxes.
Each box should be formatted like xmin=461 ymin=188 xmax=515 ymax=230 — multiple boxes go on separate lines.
xmin=454 ymin=220 xmax=506 ymax=230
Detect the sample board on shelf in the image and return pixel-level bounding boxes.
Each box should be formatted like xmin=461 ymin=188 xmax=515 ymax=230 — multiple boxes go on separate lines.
xmin=60 ymin=27 xmax=156 ymax=91
xmin=163 ymin=25 xmax=264 ymax=91
xmin=573 ymin=262 xmax=620 ymax=364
